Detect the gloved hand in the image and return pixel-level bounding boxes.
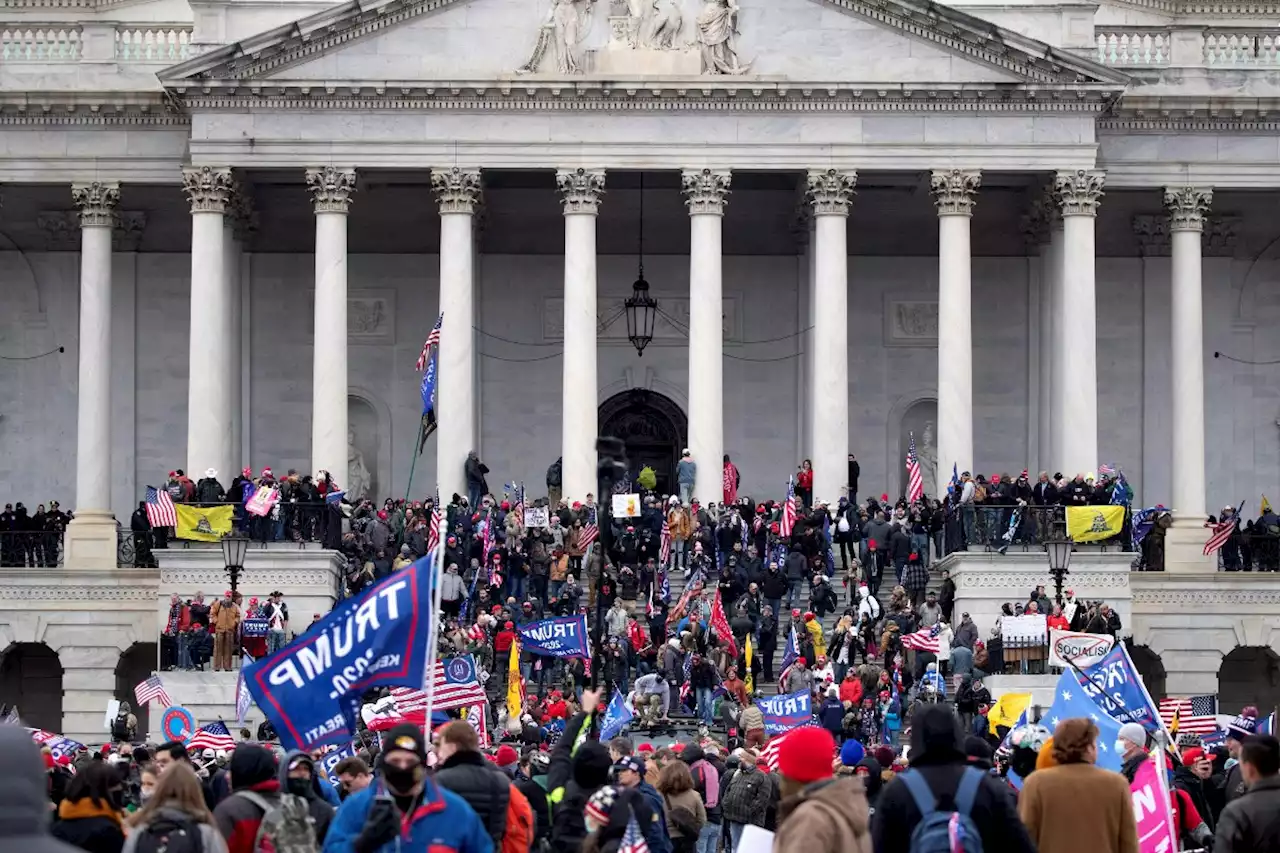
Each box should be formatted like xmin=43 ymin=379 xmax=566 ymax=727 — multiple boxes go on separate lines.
xmin=353 ymin=797 xmax=399 ymax=853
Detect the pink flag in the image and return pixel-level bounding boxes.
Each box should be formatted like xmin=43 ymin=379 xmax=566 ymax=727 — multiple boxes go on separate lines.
xmin=245 ymin=485 xmax=279 ymax=517
xmin=1130 ymin=751 xmax=1178 ymax=853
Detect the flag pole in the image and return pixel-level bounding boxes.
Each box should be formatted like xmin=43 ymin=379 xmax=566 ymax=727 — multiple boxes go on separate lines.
xmin=404 ymin=419 xmax=425 ymax=504
xmin=420 ymin=491 xmax=446 ymax=743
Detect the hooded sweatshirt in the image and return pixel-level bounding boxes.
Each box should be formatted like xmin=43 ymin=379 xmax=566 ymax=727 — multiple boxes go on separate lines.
xmin=775 ymin=776 xmax=873 ymax=853
xmin=277 ymin=750 xmax=335 ymax=844
xmin=0 ymin=727 xmax=83 ymax=853
xmin=212 ymin=745 xmax=284 ymax=853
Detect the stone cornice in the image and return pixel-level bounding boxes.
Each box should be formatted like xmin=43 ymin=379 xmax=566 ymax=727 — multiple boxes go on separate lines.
xmin=158 ymin=0 xmax=1127 ymax=87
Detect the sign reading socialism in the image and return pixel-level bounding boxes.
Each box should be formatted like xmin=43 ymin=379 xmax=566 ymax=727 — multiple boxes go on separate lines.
xmin=1048 ymin=629 xmax=1115 ymax=669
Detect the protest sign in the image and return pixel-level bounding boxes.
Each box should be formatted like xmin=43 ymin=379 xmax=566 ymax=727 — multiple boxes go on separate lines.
xmin=1075 ymin=643 xmax=1166 ymax=735
xmin=754 ymin=689 xmax=812 ymax=735
xmin=523 ymin=507 xmax=549 ymax=528
xmin=242 ymin=618 xmax=269 ymax=638
xmin=1131 ymin=750 xmax=1178 ymax=853
xmin=1049 ymin=629 xmax=1115 ymax=669
xmin=516 ymin=615 xmax=591 ymax=658
xmin=246 ymin=485 xmax=280 ymax=518
xmin=612 ymin=494 xmax=641 ymax=518
xmin=28 ymin=728 xmax=84 ymax=764
xmin=243 ymin=556 xmax=435 ymax=751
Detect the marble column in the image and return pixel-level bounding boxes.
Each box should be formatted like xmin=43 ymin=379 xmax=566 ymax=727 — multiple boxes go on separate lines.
xmin=180 ymin=167 xmax=233 ymax=484
xmin=931 ymin=170 xmax=981 ymax=496
xmin=1052 ymin=169 xmax=1105 ymax=478
xmin=557 ymin=168 xmax=605 ymax=503
xmin=226 ymin=186 xmax=253 ymax=474
xmin=305 ymin=167 xmax=356 ymax=489
xmin=1047 ymin=212 xmax=1066 ymax=473
xmin=683 ymin=168 xmax=731 ymax=505
xmin=65 ymin=182 xmax=119 ymax=568
xmin=806 ymin=169 xmax=856 ymax=504
xmin=1164 ymin=187 xmax=1215 ymax=572
xmin=431 ymin=168 xmax=483 ymax=500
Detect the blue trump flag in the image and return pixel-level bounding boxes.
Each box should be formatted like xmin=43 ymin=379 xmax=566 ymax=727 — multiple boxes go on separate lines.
xmin=516 ymin=615 xmax=590 ymax=659
xmin=1043 ymin=667 xmax=1125 ymax=773
xmin=421 ymin=346 xmax=438 ymax=417
xmin=601 ymin=688 xmax=634 ymax=741
xmin=755 ymin=689 xmax=812 ymax=735
xmin=1074 ymin=642 xmax=1167 ymax=736
xmin=243 ymin=556 xmax=435 ymax=750
xmin=318 ymin=742 xmax=357 ymax=787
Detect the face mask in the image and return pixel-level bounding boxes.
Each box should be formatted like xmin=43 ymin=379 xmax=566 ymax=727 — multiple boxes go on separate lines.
xmin=1114 ymin=740 xmax=1129 ymax=756
xmin=287 ymin=778 xmax=312 ymax=798
xmin=383 ymin=763 xmax=422 ymax=794
xmin=139 ymin=788 xmax=155 ymax=804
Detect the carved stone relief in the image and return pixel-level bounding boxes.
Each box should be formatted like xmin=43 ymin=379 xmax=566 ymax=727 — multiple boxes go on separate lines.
xmin=883 ymin=296 xmax=939 ymax=347
xmin=348 ymin=290 xmax=395 ymax=343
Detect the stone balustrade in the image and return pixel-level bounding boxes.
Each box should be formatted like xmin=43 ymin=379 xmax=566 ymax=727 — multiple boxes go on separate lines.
xmin=0 ymin=22 xmax=190 ymax=62
xmin=1095 ymin=26 xmax=1280 ymax=67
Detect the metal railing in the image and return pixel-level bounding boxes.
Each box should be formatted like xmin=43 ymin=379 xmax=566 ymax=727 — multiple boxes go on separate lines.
xmin=0 ymin=530 xmax=64 ymax=568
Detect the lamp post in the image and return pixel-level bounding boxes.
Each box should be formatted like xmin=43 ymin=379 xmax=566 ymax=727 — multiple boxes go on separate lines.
xmin=1044 ymin=538 xmax=1073 ymax=607
xmin=221 ymin=533 xmax=249 ymax=595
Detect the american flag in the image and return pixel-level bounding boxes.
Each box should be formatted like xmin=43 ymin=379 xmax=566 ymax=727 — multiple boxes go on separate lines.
xmin=760 ymin=725 xmax=816 ymax=772
xmin=415 ymin=312 xmax=444 ymax=371
xmin=133 ymin=675 xmax=173 ymax=708
xmin=1205 ymin=501 xmax=1244 ymax=555
xmin=620 ymin=811 xmax=650 ymax=853
xmin=906 ymin=432 xmax=924 ymax=503
xmin=186 ymin=721 xmax=235 ymax=752
xmin=1159 ymin=696 xmax=1219 ymax=735
xmin=579 ymin=507 xmax=599 ymax=549
xmin=390 ymin=657 xmax=487 ymax=712
xmin=427 ymin=490 xmax=442 ymax=554
xmin=780 ymin=478 xmax=797 ymax=539
xmin=1098 ymin=463 xmax=1116 ymax=477
xmin=659 ymin=517 xmax=671 ymax=566
xmin=900 ymin=623 xmax=942 ymax=653
xmin=145 ymin=486 xmax=176 ymax=528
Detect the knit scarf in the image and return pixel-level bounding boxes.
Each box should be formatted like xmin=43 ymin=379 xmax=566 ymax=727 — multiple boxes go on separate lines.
xmin=58 ymin=798 xmax=123 ymax=828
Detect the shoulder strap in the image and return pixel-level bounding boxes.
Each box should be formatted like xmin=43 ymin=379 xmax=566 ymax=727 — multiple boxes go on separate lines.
xmin=898 ymin=769 xmax=937 ymax=817
xmin=954 ymin=767 xmax=982 ymax=817
xmin=233 ymin=790 xmax=273 ymax=815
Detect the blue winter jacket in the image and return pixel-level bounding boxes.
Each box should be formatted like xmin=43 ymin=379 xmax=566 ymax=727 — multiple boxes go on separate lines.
xmin=322 ymin=776 xmax=494 ymax=853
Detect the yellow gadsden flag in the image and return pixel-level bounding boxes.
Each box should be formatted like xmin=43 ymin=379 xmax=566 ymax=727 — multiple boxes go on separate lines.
xmin=174 ymin=504 xmax=234 ymax=542
xmin=1065 ymin=505 xmax=1126 ymax=543
xmin=506 ymin=640 xmax=523 ymax=720
xmin=988 ymin=691 xmax=1033 ymax=736
xmin=744 ymin=634 xmax=754 ymax=696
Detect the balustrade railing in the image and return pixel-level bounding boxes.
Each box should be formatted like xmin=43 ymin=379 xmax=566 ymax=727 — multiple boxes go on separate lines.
xmin=115 ymin=26 xmax=190 ymax=62
xmin=1203 ymin=30 xmax=1280 ymax=66
xmin=1095 ymin=29 xmax=1171 ymax=66
xmin=0 ymin=24 xmax=190 ymax=62
xmin=0 ymin=24 xmax=81 ymax=60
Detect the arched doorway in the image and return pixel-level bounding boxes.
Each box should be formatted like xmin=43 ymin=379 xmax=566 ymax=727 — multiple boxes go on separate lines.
xmin=599 ymin=390 xmax=688 ymax=496
xmin=115 ymin=643 xmax=159 ymax=738
xmin=1219 ymin=647 xmax=1280 ymax=715
xmin=0 ymin=643 xmax=64 ymax=733
xmin=1126 ymin=642 xmax=1167 ymax=702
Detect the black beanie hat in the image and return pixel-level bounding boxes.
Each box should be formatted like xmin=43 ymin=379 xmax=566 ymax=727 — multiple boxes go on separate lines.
xmin=230 ymin=744 xmax=277 ymax=791
xmin=572 ymin=741 xmax=613 ymax=790
xmin=383 ymin=723 xmax=427 ymax=760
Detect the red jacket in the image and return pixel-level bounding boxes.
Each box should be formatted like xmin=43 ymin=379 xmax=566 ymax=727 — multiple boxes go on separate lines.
xmin=544 ymin=699 xmax=568 ymax=719
xmin=495 ymin=629 xmax=517 ymax=653
xmin=797 ymin=469 xmax=813 ymax=490
xmin=212 ymin=780 xmax=283 ymax=853
xmin=839 ymin=678 xmax=863 ymax=706
xmin=1046 ymin=615 xmax=1069 ymax=630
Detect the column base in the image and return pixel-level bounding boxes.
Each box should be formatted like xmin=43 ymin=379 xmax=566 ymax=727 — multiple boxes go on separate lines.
xmin=1164 ymin=516 xmax=1217 ymax=574
xmin=64 ymin=512 xmax=118 ymax=570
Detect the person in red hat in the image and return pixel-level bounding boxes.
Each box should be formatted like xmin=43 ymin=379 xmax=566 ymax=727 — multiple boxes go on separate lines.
xmin=773 ymin=726 xmax=872 ymax=853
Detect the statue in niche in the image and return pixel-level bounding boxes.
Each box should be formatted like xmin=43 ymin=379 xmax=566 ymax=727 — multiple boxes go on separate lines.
xmin=347 ymin=426 xmax=371 ymax=501
xmin=696 ymin=0 xmax=750 ymax=75
xmin=918 ymin=421 xmax=938 ymax=497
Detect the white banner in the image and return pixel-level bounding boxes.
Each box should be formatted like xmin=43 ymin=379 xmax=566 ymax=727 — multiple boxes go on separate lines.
xmin=612 ymin=493 xmax=641 ymax=518
xmin=1048 ymin=628 xmax=1115 ymax=669
xmin=523 ymin=507 xmax=549 ymax=528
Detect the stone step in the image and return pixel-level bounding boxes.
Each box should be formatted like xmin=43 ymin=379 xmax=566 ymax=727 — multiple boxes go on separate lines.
xmin=147 ymin=669 xmax=266 ymax=741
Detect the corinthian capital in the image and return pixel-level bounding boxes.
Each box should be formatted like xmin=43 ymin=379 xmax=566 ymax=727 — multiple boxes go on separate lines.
xmin=71 ymin=182 xmax=120 ymax=228
xmin=305 ymin=166 xmax=357 ymax=214
xmin=180 ymin=167 xmax=233 ymax=215
xmin=1164 ymin=187 xmax=1213 ymax=233
xmin=806 ymin=169 xmax=857 ymax=217
xmin=931 ymin=169 xmax=981 ymax=216
xmin=1053 ymin=169 xmax=1106 ymax=217
xmin=431 ymin=168 xmax=483 ymax=215
xmin=681 ymin=169 xmax=731 ymax=216
xmin=556 ymin=168 xmax=606 ymax=215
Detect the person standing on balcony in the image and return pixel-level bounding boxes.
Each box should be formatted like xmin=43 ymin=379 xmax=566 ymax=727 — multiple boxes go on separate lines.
xmin=266 ymin=591 xmax=290 ymax=655
xmin=210 ymin=591 xmax=241 ymax=672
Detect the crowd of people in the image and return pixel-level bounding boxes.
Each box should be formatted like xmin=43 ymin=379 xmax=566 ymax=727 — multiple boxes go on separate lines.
xmin=15 ymin=695 xmax=1280 ymax=853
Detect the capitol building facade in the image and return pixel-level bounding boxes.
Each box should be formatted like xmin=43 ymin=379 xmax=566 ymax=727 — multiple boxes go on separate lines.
xmin=1 ymin=0 xmax=1280 ymax=742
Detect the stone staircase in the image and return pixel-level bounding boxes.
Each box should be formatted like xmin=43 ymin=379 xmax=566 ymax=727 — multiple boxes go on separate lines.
xmin=146 ymin=669 xmax=267 ymax=742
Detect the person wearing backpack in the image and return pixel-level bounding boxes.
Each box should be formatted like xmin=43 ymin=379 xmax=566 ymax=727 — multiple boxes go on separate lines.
xmin=278 ymin=752 xmax=336 ymax=845
xmin=774 ymin=726 xmax=871 ymax=853
xmin=124 ymin=763 xmax=228 ymax=853
xmin=322 ymin=724 xmax=492 ymax=853
xmin=871 ymin=704 xmax=1034 ymax=853
xmin=212 ymin=744 xmax=317 ymax=853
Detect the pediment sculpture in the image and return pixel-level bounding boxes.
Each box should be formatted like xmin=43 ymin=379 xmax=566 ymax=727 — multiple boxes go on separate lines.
xmin=518 ymin=0 xmax=752 ymax=75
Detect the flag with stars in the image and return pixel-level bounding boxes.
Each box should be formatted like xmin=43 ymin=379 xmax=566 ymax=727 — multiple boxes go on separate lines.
xmin=906 ymin=432 xmax=924 ymax=503
xmin=1043 ymin=668 xmax=1124 ymax=773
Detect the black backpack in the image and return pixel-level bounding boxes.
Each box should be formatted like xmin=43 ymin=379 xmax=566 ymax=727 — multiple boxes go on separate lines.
xmin=133 ymin=814 xmax=204 ymax=853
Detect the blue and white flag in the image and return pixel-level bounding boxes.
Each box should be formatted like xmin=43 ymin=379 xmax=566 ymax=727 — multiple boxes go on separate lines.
xmin=1110 ymin=471 xmax=1133 ymax=506
xmin=516 ymin=615 xmax=591 ymax=659
xmin=1074 ymin=643 xmax=1167 ymax=736
xmin=421 ymin=346 xmax=439 ymax=418
xmin=1131 ymin=506 xmax=1166 ymax=548
xmin=1044 ymin=667 xmax=1125 ymax=773
xmin=235 ymin=653 xmax=254 ymax=724
xmin=242 ymin=556 xmax=435 ymax=751
xmin=1259 ymin=712 xmax=1276 ymax=736
xmin=318 ymin=742 xmax=357 ymax=787
xmin=600 ymin=688 xmax=634 ymax=741
xmin=780 ymin=625 xmax=799 ymax=672
xmin=325 ymin=490 xmax=345 ymax=506
xmin=755 ymin=689 xmax=812 ymax=735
